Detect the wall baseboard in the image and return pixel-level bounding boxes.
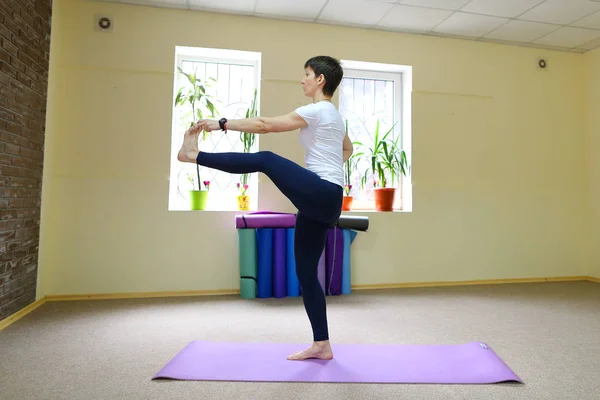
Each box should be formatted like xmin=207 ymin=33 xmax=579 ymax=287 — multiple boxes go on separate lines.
xmin=45 ymin=288 xmax=241 ymax=302
xmin=1 ymin=276 xmax=597 ymax=331
xmin=0 ymin=297 xmax=47 ymax=331
xmin=351 ymin=275 xmax=591 ymax=290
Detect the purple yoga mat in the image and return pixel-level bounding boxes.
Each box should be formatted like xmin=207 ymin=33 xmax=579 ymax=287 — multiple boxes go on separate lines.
xmin=153 ymin=340 xmax=522 ymax=384
xmin=325 ymin=227 xmax=344 ymax=295
xmin=318 ymin=249 xmax=326 ymax=293
xmin=273 ymin=228 xmax=287 ymax=298
xmin=235 ymin=212 xmax=296 ymax=229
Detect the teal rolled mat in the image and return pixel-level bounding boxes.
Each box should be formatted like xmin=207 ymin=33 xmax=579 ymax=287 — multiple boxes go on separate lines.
xmin=238 ymin=228 xmax=258 ymax=299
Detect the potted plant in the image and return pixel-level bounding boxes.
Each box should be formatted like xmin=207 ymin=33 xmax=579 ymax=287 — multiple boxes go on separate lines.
xmin=342 ymin=183 xmax=353 ymax=211
xmin=174 ymin=66 xmax=218 ymax=210
xmin=236 ymin=182 xmax=250 ymax=210
xmin=237 ymin=88 xmax=258 ymax=210
xmin=373 ymin=134 xmax=408 ymax=211
xmin=188 ymin=176 xmax=210 ymax=210
xmin=355 ymin=119 xmax=409 ymax=211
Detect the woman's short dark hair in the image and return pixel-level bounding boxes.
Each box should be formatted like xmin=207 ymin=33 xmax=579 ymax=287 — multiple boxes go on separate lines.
xmin=304 ymin=56 xmax=344 ymax=97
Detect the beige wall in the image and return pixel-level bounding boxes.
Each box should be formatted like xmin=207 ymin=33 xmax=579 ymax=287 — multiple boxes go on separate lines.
xmin=585 ymin=47 xmax=600 ymax=279
xmin=37 ymin=0 xmax=591 ymax=297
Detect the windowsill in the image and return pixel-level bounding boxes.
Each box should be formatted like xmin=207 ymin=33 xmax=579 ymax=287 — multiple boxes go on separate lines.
xmin=168 ymin=197 xmax=257 ymax=212
xmin=342 ymin=198 xmax=411 ymax=213
xmin=342 ymin=209 xmax=410 ymax=213
xmin=170 ymin=208 xmax=258 ymax=212
xmin=168 ymin=196 xmax=411 ymax=213
xmin=169 ymin=208 xmax=410 ymax=213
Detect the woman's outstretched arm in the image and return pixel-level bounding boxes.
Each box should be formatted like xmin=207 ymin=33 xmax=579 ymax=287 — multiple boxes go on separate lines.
xmin=192 ymin=111 xmax=308 ymax=135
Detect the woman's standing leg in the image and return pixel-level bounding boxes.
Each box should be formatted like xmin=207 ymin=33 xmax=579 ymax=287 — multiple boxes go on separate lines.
xmin=286 ymin=211 xmax=333 ymax=360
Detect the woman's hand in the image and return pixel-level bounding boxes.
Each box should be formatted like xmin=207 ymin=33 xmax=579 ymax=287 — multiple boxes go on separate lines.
xmin=191 ymin=119 xmax=220 ymax=133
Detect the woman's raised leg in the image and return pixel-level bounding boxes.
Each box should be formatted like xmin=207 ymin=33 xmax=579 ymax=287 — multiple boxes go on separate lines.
xmin=178 ymin=129 xmax=339 ymax=223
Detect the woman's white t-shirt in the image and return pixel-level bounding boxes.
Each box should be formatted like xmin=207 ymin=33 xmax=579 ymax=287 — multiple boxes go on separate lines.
xmin=294 ymin=101 xmax=345 ymax=188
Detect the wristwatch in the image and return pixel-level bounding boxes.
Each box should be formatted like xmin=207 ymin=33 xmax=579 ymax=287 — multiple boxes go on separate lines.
xmin=219 ymin=118 xmax=228 ymax=133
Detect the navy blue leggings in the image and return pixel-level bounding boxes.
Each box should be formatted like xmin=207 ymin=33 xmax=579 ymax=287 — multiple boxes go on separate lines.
xmin=195 ymin=150 xmax=343 ymax=341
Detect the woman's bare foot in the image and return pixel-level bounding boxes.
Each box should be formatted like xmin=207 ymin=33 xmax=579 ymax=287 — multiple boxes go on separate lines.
xmin=287 ymin=341 xmax=333 ymax=361
xmin=177 ymin=129 xmax=200 ymax=163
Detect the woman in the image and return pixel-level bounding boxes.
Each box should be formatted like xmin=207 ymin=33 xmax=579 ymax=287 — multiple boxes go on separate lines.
xmin=177 ymin=55 xmax=353 ymax=361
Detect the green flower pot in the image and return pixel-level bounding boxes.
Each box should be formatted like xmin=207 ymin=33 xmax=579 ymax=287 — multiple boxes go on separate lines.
xmin=189 ymin=190 xmax=208 ymax=210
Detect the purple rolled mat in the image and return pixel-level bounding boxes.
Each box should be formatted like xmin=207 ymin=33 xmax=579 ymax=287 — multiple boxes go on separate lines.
xmin=235 ymin=212 xmax=369 ymax=232
xmin=325 ymin=227 xmax=344 ymax=295
xmin=235 ymin=212 xmax=296 ymax=229
xmin=273 ymin=228 xmax=287 ymax=298
xmin=318 ymin=249 xmax=326 ymax=293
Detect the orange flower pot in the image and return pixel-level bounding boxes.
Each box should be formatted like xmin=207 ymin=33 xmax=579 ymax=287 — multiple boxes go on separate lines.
xmin=342 ymin=196 xmax=353 ymax=211
xmin=374 ymin=188 xmax=396 ymax=211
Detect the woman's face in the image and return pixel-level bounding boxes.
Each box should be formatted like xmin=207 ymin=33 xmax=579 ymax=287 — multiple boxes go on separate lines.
xmin=301 ymin=67 xmax=322 ymax=97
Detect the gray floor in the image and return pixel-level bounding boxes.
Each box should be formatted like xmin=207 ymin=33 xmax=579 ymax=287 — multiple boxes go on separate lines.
xmin=1 ymin=281 xmax=599 ymax=399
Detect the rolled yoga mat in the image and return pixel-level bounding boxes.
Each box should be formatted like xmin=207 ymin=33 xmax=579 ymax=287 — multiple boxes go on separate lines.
xmin=273 ymin=228 xmax=287 ymax=298
xmin=256 ymin=228 xmax=273 ymax=298
xmin=318 ymin=249 xmax=326 ymax=293
xmin=153 ymin=340 xmax=522 ymax=384
xmin=336 ymin=215 xmax=369 ymax=231
xmin=341 ymin=229 xmax=358 ymax=295
xmin=286 ymin=228 xmax=300 ymax=297
xmin=325 ymin=227 xmax=344 ymax=296
xmin=236 ymin=213 xmax=296 ymax=229
xmin=237 ymin=229 xmax=258 ymax=299
xmin=235 ymin=212 xmax=369 ymax=232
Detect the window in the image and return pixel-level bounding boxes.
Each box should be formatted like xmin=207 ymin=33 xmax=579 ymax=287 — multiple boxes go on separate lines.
xmin=339 ymin=60 xmax=412 ymax=212
xmin=168 ymin=46 xmax=261 ymax=211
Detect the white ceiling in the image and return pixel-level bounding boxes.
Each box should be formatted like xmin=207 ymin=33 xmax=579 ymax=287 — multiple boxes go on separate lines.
xmin=100 ymin=0 xmax=600 ymax=52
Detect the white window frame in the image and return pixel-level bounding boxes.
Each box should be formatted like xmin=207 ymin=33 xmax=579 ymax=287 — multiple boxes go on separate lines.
xmin=339 ymin=60 xmax=412 ymax=212
xmin=168 ymin=46 xmax=262 ymax=211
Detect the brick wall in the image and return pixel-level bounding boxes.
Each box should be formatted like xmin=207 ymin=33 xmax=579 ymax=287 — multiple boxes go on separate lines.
xmin=0 ymin=0 xmax=52 ymax=321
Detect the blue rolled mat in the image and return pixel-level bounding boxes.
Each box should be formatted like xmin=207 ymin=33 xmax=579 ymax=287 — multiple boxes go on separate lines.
xmin=286 ymin=228 xmax=300 ymax=297
xmin=342 ymin=229 xmax=358 ymax=294
xmin=237 ymin=229 xmax=258 ymax=299
xmin=326 ymin=227 xmax=344 ymax=296
xmin=273 ymin=228 xmax=287 ymax=298
xmin=257 ymin=228 xmax=274 ymax=298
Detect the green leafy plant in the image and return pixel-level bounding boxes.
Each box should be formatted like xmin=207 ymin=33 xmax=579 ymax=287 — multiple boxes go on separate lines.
xmin=174 ymin=67 xmax=219 ymax=191
xmin=376 ymin=133 xmax=409 ymax=188
xmin=239 ymin=88 xmax=258 ymax=188
xmin=175 ymin=67 xmax=218 ymax=131
xmin=353 ymin=119 xmax=409 ymax=189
